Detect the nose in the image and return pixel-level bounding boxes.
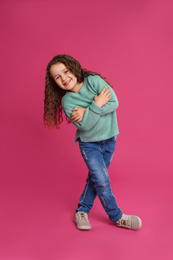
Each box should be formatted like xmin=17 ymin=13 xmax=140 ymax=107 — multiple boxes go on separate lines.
xmin=61 ymin=74 xmax=66 ymax=82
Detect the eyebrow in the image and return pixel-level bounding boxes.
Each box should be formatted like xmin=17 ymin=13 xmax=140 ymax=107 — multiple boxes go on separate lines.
xmin=54 ymin=68 xmax=67 ymax=79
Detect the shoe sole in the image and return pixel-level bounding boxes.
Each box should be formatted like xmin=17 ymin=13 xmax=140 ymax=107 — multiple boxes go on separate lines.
xmin=74 ymin=220 xmax=91 ymax=230
xmin=76 ymin=225 xmax=91 ymax=230
xmin=137 ymin=216 xmax=142 ymax=230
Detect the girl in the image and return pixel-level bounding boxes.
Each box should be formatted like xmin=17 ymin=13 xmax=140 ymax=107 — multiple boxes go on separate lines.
xmin=44 ymin=54 xmax=142 ymax=231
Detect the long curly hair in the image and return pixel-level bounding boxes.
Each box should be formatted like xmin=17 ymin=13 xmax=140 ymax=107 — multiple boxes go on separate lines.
xmin=43 ymin=54 xmax=113 ymax=129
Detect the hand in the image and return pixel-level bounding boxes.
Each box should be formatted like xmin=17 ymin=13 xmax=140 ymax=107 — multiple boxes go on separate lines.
xmin=70 ymin=107 xmax=87 ymax=123
xmin=94 ymin=87 xmax=111 ymax=107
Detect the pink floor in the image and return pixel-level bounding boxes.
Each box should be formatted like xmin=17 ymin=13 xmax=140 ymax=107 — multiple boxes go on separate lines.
xmin=0 ymin=175 xmax=172 ymax=260
xmin=0 ymin=124 xmax=173 ymax=259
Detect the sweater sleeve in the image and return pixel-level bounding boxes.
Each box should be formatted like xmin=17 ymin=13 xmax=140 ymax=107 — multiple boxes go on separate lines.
xmin=62 ymin=100 xmax=102 ymax=131
xmin=90 ymin=75 xmax=119 ymax=115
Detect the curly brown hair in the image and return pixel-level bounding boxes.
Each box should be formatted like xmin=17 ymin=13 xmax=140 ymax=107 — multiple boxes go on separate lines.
xmin=43 ymin=54 xmax=113 ymax=129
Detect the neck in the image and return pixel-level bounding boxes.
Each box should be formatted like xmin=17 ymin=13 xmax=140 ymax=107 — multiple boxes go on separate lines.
xmin=70 ymin=82 xmax=84 ymax=93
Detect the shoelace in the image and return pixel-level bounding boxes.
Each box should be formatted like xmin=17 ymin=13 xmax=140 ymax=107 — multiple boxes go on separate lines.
xmin=117 ymin=218 xmax=131 ymax=228
xmin=77 ymin=212 xmax=88 ymax=222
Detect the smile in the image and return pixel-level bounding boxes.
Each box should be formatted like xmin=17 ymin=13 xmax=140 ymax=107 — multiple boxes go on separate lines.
xmin=64 ymin=79 xmax=71 ymax=86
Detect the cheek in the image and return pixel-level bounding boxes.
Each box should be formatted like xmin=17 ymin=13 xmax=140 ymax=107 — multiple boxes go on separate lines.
xmin=55 ymin=79 xmax=62 ymax=85
xmin=71 ymin=75 xmax=77 ymax=82
xmin=68 ymin=72 xmax=76 ymax=79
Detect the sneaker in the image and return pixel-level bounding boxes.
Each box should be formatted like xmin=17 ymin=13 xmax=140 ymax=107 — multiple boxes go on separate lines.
xmin=116 ymin=213 xmax=142 ymax=230
xmin=75 ymin=211 xmax=91 ymax=230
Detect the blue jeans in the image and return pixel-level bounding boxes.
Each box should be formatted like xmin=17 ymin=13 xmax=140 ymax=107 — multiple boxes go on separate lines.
xmin=76 ymin=136 xmax=123 ymax=222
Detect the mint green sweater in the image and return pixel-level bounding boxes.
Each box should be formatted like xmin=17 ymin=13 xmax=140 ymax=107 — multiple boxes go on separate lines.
xmin=61 ymin=75 xmax=119 ymax=143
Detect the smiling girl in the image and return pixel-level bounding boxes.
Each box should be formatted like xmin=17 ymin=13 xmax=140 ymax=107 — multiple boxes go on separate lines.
xmin=43 ymin=54 xmax=142 ymax=231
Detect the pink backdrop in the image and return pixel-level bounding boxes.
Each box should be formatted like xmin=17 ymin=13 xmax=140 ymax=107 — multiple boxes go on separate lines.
xmin=0 ymin=0 xmax=173 ymax=259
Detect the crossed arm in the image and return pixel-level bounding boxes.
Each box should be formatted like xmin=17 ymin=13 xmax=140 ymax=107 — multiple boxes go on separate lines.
xmin=70 ymin=87 xmax=111 ymax=123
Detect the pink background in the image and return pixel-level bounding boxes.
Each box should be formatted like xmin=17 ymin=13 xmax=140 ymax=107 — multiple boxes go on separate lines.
xmin=0 ymin=0 xmax=173 ymax=259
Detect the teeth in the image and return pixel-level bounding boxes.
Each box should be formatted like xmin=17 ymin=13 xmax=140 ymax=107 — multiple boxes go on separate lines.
xmin=64 ymin=79 xmax=71 ymax=86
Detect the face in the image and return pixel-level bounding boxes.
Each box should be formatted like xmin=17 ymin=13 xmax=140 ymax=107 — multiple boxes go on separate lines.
xmin=50 ymin=62 xmax=80 ymax=92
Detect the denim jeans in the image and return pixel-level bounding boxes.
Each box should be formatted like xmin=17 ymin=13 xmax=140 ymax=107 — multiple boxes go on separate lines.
xmin=76 ymin=136 xmax=123 ymax=222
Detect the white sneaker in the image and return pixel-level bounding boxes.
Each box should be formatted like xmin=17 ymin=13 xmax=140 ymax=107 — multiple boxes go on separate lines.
xmin=75 ymin=211 xmax=91 ymax=230
xmin=116 ymin=213 xmax=142 ymax=230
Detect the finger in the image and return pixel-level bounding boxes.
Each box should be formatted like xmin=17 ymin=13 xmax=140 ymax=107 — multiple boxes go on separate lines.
xmin=71 ymin=113 xmax=79 ymax=119
xmin=105 ymin=94 xmax=111 ymax=101
xmin=101 ymin=87 xmax=107 ymax=94
xmin=72 ymin=116 xmax=80 ymax=122
xmin=106 ymin=91 xmax=112 ymax=97
xmin=70 ymin=113 xmax=77 ymax=119
xmin=71 ymin=114 xmax=78 ymax=120
xmin=71 ymin=117 xmax=76 ymax=122
xmin=70 ymin=111 xmax=76 ymax=117
xmin=72 ymin=107 xmax=79 ymax=111
xmin=76 ymin=118 xmax=82 ymax=123
xmin=104 ymin=88 xmax=111 ymax=95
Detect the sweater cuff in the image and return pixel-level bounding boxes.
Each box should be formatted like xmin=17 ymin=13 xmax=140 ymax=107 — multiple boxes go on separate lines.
xmin=89 ymin=100 xmax=102 ymax=114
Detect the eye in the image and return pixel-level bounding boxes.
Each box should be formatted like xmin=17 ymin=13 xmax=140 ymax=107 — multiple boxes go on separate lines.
xmin=65 ymin=70 xmax=68 ymax=73
xmin=55 ymin=76 xmax=60 ymax=80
